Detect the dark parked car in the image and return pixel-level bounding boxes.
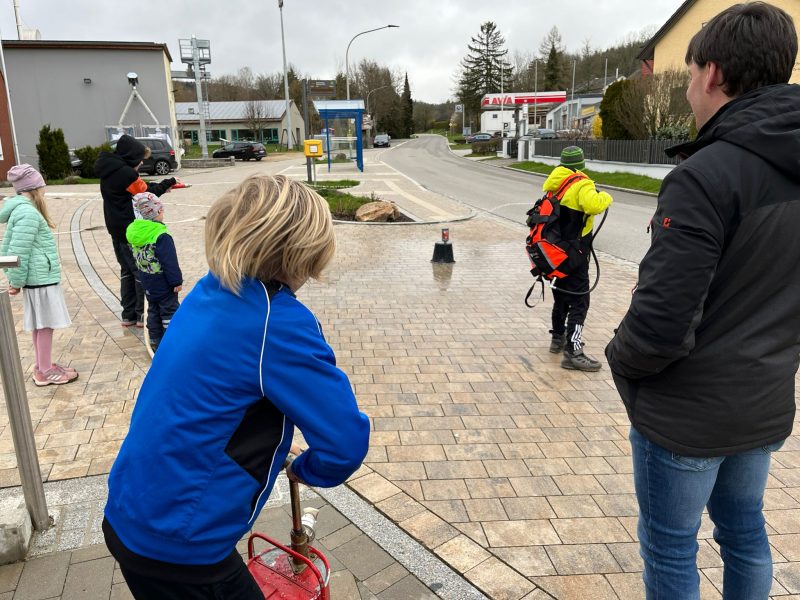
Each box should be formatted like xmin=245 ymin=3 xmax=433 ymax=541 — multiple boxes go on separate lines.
xmin=111 ymin=137 xmax=178 ymax=175
xmin=373 ymin=134 xmax=391 ymax=148
xmin=212 ymin=142 xmax=266 ymax=161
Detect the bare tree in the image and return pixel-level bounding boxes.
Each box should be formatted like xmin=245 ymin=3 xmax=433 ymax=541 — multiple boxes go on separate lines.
xmin=617 ymin=68 xmax=693 ymax=139
xmin=244 ymin=99 xmax=266 ymax=141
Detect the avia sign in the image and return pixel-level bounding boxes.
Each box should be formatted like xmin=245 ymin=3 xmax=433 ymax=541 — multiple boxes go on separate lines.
xmin=481 ymin=91 xmax=567 ymax=107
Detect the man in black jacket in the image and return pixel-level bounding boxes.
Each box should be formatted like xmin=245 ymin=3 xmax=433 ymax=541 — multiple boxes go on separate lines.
xmin=605 ymin=3 xmax=799 ymax=598
xmin=95 ymin=136 xmax=175 ymax=327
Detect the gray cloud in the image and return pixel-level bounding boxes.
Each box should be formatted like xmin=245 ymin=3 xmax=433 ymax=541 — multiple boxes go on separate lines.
xmin=3 ymin=0 xmax=681 ymax=102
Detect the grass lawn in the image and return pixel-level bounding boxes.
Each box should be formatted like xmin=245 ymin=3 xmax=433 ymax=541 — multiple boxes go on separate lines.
xmin=311 ymin=186 xmax=371 ymax=219
xmin=510 ymin=161 xmax=663 ymax=194
xmin=183 ymin=143 xmax=302 ymax=159
xmin=46 ymin=177 xmax=101 ymax=185
xmin=308 ymin=179 xmax=359 ymax=189
xmin=314 ymin=156 xmax=352 ymax=164
xmin=450 ymin=143 xmax=472 ymax=150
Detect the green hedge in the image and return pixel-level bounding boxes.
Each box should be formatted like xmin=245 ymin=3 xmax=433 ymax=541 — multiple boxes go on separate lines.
xmin=471 ymin=138 xmax=501 ymax=155
xmin=73 ymin=143 xmax=112 ymax=178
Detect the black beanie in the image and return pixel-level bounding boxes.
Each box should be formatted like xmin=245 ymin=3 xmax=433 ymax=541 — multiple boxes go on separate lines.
xmin=114 ymin=135 xmax=147 ymax=167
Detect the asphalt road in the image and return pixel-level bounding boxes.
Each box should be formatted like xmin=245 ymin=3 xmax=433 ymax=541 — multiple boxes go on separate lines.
xmin=378 ymin=135 xmax=657 ymax=264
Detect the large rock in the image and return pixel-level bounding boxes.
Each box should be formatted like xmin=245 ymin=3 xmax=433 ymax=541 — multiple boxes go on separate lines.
xmin=355 ymin=201 xmax=400 ymax=222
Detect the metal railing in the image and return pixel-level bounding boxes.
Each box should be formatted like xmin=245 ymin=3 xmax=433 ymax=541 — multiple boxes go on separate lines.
xmin=0 ymin=257 xmax=50 ymax=531
xmin=529 ymin=138 xmax=683 ymax=166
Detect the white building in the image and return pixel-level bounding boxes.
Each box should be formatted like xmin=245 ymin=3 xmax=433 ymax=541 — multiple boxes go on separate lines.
xmin=175 ymin=100 xmax=304 ymax=146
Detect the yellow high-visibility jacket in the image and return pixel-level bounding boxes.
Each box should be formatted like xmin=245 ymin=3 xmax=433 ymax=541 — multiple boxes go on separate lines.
xmin=542 ymin=166 xmax=613 ymax=237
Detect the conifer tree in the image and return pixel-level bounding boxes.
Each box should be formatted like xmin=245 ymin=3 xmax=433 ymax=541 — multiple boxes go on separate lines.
xmin=401 ymin=73 xmax=414 ymax=138
xmin=456 ymin=21 xmax=513 ymax=125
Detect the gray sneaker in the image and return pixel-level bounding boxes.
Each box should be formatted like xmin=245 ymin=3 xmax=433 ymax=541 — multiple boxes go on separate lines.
xmin=549 ymin=334 xmax=566 ymax=353
xmin=561 ymin=350 xmax=602 ymax=372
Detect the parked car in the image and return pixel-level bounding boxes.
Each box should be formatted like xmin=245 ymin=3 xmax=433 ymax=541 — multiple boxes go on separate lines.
xmin=111 ymin=137 xmax=178 ymax=175
xmin=69 ymin=150 xmax=82 ymax=175
xmin=530 ymin=128 xmax=557 ymax=139
xmin=373 ymin=133 xmax=391 ymax=148
xmin=212 ymin=142 xmax=267 ymax=161
xmin=466 ymin=133 xmax=492 ymax=143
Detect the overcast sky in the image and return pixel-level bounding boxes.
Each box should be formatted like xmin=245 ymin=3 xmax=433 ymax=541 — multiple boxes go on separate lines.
xmin=2 ymin=0 xmax=682 ymax=102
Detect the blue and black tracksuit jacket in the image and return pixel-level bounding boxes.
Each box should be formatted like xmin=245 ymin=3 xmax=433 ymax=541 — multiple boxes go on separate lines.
xmin=104 ymin=273 xmax=370 ymax=582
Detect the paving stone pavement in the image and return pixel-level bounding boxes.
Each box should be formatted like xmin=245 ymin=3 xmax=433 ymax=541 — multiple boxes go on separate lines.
xmin=0 ymin=476 xmax=443 ymax=600
xmin=0 ymin=151 xmax=798 ymax=599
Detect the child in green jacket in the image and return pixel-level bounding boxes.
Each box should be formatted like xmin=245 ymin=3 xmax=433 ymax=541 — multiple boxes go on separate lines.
xmin=0 ymin=164 xmax=78 ymax=386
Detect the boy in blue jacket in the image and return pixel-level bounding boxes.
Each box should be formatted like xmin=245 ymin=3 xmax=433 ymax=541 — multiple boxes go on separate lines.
xmin=126 ymin=192 xmax=182 ymax=352
xmin=105 ymin=175 xmax=370 ymax=599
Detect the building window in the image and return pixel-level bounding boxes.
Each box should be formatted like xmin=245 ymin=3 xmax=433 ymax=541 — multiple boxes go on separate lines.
xmin=187 ymin=129 xmax=226 ymax=144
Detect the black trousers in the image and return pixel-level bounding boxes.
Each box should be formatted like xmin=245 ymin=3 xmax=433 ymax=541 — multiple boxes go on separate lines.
xmin=550 ymin=260 xmax=590 ymax=353
xmin=120 ymin=563 xmax=263 ymax=600
xmin=112 ymin=238 xmax=144 ymax=323
xmin=147 ymin=292 xmax=180 ymax=348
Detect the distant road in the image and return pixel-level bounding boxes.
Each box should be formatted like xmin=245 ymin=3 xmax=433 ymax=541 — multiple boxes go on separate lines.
xmin=378 ymin=135 xmax=656 ymax=264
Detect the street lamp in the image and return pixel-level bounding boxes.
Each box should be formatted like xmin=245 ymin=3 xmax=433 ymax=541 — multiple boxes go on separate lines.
xmin=366 ymin=85 xmax=391 ymax=116
xmin=278 ymin=0 xmax=294 ymax=149
xmin=346 ymin=25 xmax=399 ymax=100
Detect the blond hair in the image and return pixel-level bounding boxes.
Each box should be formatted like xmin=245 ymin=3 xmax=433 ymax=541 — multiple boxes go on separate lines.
xmin=205 ymin=174 xmax=335 ymax=295
xmin=24 ymin=188 xmax=55 ymax=229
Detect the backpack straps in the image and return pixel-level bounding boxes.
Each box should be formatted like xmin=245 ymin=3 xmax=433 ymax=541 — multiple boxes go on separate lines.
xmin=552 ymin=173 xmax=587 ymax=200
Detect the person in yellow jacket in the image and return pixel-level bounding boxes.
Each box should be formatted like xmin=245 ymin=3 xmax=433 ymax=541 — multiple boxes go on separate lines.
xmin=544 ymin=146 xmax=612 ymax=371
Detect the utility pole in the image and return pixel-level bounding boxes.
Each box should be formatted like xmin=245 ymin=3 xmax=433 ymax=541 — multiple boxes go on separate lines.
xmin=302 ymin=79 xmax=311 ymax=182
xmin=500 ymin=62 xmax=504 ymax=138
xmin=570 ymin=60 xmax=576 ymax=130
xmin=533 ymin=60 xmax=538 ymax=130
xmin=604 ymin=57 xmax=608 ymax=91
xmin=279 ymin=0 xmax=294 ymax=150
xmin=191 ymin=36 xmax=209 ymax=158
xmin=13 ymin=1 xmax=22 ymax=40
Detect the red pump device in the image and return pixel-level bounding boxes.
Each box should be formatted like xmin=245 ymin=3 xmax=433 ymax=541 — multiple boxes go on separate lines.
xmin=247 ymin=458 xmax=331 ymax=599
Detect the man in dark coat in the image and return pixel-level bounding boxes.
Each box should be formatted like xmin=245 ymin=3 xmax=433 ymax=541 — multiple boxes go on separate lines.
xmin=605 ymin=3 xmax=800 ymax=598
xmin=95 ymin=136 xmax=175 ymax=326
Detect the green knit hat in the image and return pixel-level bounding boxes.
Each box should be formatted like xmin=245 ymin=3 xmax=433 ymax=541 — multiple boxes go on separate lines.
xmin=560 ymin=146 xmax=585 ymax=171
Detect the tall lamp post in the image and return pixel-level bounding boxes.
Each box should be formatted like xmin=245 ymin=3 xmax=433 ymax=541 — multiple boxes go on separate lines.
xmin=366 ymin=85 xmax=391 ymax=147
xmin=346 ymin=25 xmax=399 ymax=100
xmin=366 ymin=85 xmax=391 ymax=117
xmin=278 ymin=0 xmax=294 ymax=149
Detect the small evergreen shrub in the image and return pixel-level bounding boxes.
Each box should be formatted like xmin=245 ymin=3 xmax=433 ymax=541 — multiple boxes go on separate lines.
xmin=36 ymin=125 xmax=72 ymax=181
xmin=74 ymin=143 xmax=112 ymax=178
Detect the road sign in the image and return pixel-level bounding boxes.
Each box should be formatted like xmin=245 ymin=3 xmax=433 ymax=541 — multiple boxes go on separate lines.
xmin=308 ymin=79 xmax=336 ymax=98
xmin=455 ymin=104 xmax=464 ymax=113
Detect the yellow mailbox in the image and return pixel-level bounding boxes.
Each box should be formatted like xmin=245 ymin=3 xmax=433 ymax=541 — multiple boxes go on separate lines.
xmin=304 ymin=139 xmax=323 ymax=157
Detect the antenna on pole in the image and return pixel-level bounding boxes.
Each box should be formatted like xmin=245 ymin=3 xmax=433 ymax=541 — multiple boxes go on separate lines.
xmin=179 ymin=37 xmax=212 ymax=158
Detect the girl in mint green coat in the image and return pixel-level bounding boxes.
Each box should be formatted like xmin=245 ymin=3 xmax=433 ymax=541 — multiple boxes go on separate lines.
xmin=0 ymin=164 xmax=77 ymax=386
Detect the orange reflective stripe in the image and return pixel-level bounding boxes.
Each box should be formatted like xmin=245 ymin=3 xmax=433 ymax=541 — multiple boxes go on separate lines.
xmin=126 ymin=178 xmax=148 ymax=195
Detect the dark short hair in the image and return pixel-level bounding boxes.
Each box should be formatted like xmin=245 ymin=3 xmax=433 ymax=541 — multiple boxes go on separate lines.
xmin=685 ymin=1 xmax=797 ymax=97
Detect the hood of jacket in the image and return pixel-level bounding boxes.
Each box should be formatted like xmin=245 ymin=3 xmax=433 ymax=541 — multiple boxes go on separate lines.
xmin=113 ymin=135 xmax=147 ymax=167
xmin=668 ymin=83 xmax=800 ymax=182
xmin=543 ymin=165 xmax=585 ymax=192
xmin=126 ymin=219 xmax=167 ymax=247
xmin=0 ymin=194 xmax=31 ymax=224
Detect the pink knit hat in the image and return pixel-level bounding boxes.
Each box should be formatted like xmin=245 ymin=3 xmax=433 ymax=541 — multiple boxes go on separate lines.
xmin=7 ymin=164 xmax=45 ymax=193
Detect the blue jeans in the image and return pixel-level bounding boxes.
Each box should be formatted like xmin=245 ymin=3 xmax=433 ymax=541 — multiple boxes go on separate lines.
xmin=630 ymin=427 xmax=783 ymax=600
